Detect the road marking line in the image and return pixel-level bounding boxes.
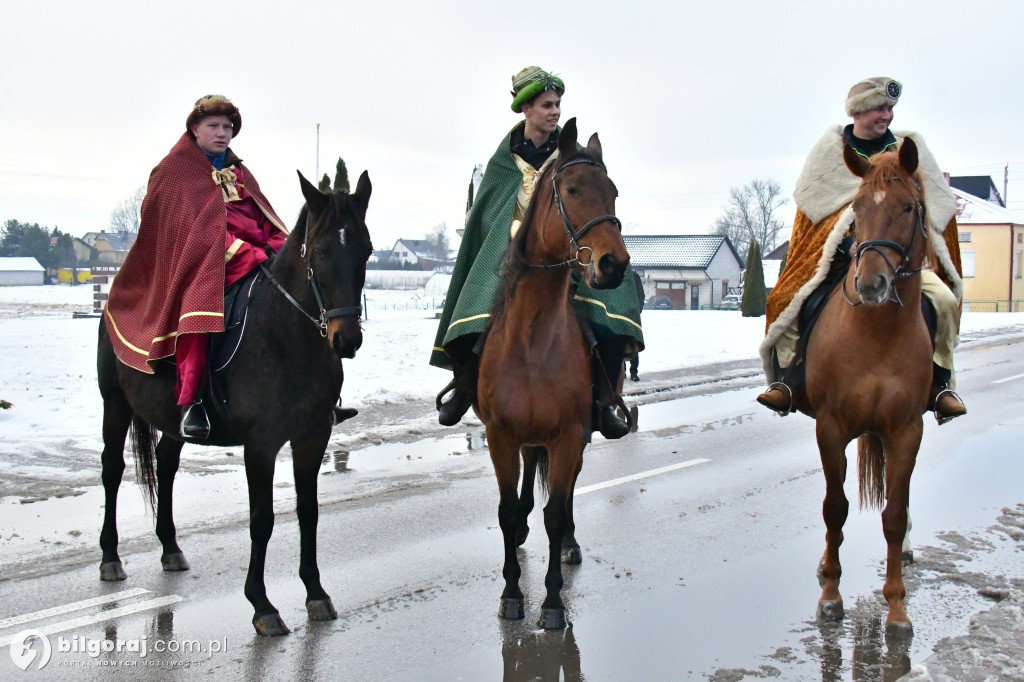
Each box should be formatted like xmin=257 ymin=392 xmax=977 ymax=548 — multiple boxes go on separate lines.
xmin=993 ymin=372 xmax=1024 ymax=384
xmin=0 ymin=596 xmax=183 ymax=649
xmin=0 ymin=588 xmax=152 ymax=631
xmin=576 ymin=458 xmax=711 ymax=496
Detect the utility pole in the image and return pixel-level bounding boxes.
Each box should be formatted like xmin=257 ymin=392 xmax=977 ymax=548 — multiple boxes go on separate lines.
xmin=316 ymin=123 xmax=321 ymax=181
xmin=1004 ymin=163 xmax=1009 ymax=205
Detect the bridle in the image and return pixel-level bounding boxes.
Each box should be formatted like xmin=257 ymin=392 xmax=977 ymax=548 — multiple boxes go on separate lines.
xmin=519 ymin=156 xmax=621 ymax=271
xmin=843 ymin=174 xmax=929 ymax=308
xmin=261 ymin=198 xmax=363 ymax=336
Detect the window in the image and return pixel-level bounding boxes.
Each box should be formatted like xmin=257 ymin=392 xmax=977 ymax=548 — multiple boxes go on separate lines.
xmin=1018 ymin=232 xmax=1023 ymax=244
xmin=1016 ymin=251 xmax=1022 ymax=279
xmin=671 ymin=283 xmax=685 ymax=290
xmin=961 ymin=250 xmax=975 ymax=278
xmin=959 ymin=233 xmax=971 ymax=242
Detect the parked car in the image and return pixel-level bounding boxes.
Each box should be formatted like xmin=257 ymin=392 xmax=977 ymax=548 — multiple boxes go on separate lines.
xmin=647 ymin=295 xmax=673 ymax=310
xmin=719 ymin=294 xmax=742 ymax=310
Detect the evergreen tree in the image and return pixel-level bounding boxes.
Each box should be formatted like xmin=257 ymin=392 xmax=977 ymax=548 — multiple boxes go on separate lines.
xmin=334 ymin=158 xmax=350 ymax=192
xmin=741 ymin=239 xmax=767 ymax=318
xmin=319 ymin=174 xmax=332 ymax=192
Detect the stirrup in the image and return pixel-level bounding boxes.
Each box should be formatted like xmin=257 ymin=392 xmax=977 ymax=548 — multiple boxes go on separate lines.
xmin=757 ymin=382 xmax=794 ymax=416
xmin=933 ymin=388 xmax=966 ymax=425
xmin=435 ymin=377 xmax=458 ymax=411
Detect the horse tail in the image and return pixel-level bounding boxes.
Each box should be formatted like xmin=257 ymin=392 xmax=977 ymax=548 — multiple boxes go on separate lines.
xmin=536 ymin=448 xmax=550 ymax=499
xmin=129 ymin=416 xmax=158 ymax=512
xmin=857 ymin=434 xmax=885 ymax=510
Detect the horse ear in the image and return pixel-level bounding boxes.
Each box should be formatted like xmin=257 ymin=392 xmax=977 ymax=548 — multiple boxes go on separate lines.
xmin=558 ymin=118 xmax=578 ymax=159
xmin=843 ymin=144 xmax=870 ymax=178
xmin=297 ymin=170 xmax=329 ymax=212
xmin=351 ymin=171 xmax=372 ymax=220
xmin=586 ymin=132 xmax=603 ymax=163
xmin=898 ymin=137 xmax=919 ymax=175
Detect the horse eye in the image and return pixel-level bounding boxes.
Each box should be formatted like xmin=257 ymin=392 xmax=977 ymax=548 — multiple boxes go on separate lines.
xmin=903 ymin=203 xmax=914 ymax=214
xmin=567 ymin=186 xmax=580 ymax=196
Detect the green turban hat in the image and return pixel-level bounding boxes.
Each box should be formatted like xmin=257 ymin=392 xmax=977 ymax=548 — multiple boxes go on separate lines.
xmin=510 ymin=66 xmax=565 ymax=113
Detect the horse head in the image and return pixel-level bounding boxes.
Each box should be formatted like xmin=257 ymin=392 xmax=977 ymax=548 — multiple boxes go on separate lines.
xmin=543 ymin=118 xmax=629 ymax=289
xmin=297 ymin=170 xmax=373 ymax=358
xmin=844 ymin=137 xmax=930 ymax=305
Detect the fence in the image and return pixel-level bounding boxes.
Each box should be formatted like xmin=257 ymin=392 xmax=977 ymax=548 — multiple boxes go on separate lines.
xmin=963 ymin=300 xmax=1024 ymax=313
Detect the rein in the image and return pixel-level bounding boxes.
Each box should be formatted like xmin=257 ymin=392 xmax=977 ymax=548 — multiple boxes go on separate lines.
xmin=260 ymin=202 xmax=362 ymax=336
xmin=518 ymin=156 xmax=621 ymax=271
xmin=843 ymin=174 xmax=929 ymax=308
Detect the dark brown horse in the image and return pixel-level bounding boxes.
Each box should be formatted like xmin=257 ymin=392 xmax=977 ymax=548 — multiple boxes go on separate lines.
xmin=802 ymin=138 xmax=932 ymax=634
xmin=476 ymin=119 xmax=629 ymax=629
xmin=97 ymin=171 xmax=372 ymax=636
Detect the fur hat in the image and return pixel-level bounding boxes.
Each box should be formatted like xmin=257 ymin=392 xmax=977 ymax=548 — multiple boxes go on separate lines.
xmin=510 ymin=67 xmax=565 ymax=113
xmin=186 ymin=95 xmax=242 ymax=138
xmin=845 ymin=77 xmax=901 ymax=116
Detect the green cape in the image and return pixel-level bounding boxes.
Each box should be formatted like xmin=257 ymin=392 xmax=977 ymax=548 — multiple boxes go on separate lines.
xmin=430 ymin=125 xmax=644 ymax=370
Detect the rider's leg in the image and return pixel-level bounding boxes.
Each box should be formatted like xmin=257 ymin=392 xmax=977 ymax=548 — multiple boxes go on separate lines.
xmin=757 ymin=322 xmax=801 ymax=414
xmin=437 ymin=333 xmax=481 ymax=426
xmin=921 ymin=271 xmax=966 ymax=423
xmin=593 ymin=332 xmax=630 ymax=440
xmin=176 ymin=333 xmax=211 ymax=439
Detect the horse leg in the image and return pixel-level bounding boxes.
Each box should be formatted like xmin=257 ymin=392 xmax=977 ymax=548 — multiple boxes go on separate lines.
xmin=538 ymin=434 xmax=583 ymax=629
xmin=243 ymin=446 xmax=288 ymax=636
xmin=902 ymin=508 xmax=914 ymax=564
xmin=491 ymin=431 xmax=526 ymax=620
xmin=561 ymin=454 xmax=583 ymax=565
xmin=155 ymin=436 xmax=189 ymax=572
xmin=815 ymin=418 xmax=849 ymax=621
xmin=517 ymin=446 xmax=540 ymax=547
xmin=291 ymin=433 xmax=337 ymax=623
xmin=99 ymin=392 xmax=132 ymax=581
xmin=881 ymin=425 xmax=921 ymax=634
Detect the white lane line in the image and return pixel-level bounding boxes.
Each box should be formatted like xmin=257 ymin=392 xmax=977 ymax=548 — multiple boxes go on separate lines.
xmin=0 ymin=596 xmax=183 ymax=649
xmin=0 ymin=588 xmax=152 ymax=631
xmin=993 ymin=372 xmax=1024 ymax=384
xmin=575 ymin=458 xmax=711 ymax=496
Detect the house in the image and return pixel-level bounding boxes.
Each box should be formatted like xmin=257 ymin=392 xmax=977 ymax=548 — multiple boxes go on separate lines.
xmin=383 ymin=239 xmax=453 ymax=271
xmin=760 ymin=240 xmax=789 ymax=295
xmin=949 ymin=176 xmax=1004 ymax=207
xmin=88 ymin=231 xmax=138 ymax=313
xmin=952 ymin=187 xmax=1024 ymax=311
xmin=624 ymin=235 xmax=744 ymax=310
xmin=0 ymin=257 xmax=46 ymax=286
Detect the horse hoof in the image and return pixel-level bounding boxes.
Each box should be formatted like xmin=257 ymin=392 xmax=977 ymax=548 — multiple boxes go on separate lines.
xmin=515 ymin=527 xmax=530 ymax=547
xmin=817 ymin=599 xmax=844 ymax=621
xmin=100 ymin=561 xmax=126 ymax=581
xmin=537 ymin=608 xmax=567 ymax=630
xmin=499 ymin=598 xmax=525 ymax=620
xmin=902 ymin=550 xmax=914 ymax=565
xmin=252 ymin=612 xmax=290 ymax=637
xmin=161 ymin=552 xmax=190 ymax=572
xmin=561 ymin=546 xmax=582 ymax=565
xmin=886 ymin=620 xmax=914 ymax=638
xmin=307 ymin=598 xmax=337 ymax=621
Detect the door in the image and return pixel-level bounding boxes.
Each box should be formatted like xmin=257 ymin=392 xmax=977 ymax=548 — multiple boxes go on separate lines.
xmin=690 ymin=285 xmax=700 ymax=310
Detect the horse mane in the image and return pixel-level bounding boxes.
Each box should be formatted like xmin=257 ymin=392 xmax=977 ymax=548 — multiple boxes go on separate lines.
xmin=858 ymin=151 xmax=934 ymax=261
xmin=490 ymin=147 xmax=596 ymax=322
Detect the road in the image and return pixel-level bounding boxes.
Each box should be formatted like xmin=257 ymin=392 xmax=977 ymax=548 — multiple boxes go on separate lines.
xmin=2 ymin=335 xmax=1023 ymax=680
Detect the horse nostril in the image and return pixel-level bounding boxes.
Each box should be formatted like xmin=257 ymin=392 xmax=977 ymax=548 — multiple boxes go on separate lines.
xmin=598 ymin=254 xmax=623 ymax=279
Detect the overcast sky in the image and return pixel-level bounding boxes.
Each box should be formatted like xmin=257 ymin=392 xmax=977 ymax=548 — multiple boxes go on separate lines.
xmin=3 ymin=0 xmax=1023 ymax=250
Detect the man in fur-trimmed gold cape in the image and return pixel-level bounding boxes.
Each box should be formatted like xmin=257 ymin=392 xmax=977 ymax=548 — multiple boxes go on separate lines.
xmin=758 ymin=77 xmax=966 ymax=422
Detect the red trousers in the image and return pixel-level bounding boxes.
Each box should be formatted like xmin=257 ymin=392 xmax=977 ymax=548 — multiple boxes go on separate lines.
xmin=175 ymin=333 xmax=210 ymax=406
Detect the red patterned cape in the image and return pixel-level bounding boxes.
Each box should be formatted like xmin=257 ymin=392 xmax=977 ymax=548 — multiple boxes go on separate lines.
xmin=104 ymin=132 xmax=285 ymax=373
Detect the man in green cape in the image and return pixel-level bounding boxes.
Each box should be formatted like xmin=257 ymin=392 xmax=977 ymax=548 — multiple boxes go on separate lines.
xmin=430 ymin=66 xmax=644 ymax=439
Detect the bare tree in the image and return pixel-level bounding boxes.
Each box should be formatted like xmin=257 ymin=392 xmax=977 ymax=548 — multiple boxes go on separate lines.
xmin=713 ymin=178 xmax=788 ymax=262
xmin=109 ymin=185 xmax=146 ymax=233
xmin=424 ymin=222 xmax=451 ymax=261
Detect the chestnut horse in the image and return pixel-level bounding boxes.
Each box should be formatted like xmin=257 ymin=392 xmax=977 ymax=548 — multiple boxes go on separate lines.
xmin=476 ymin=119 xmax=629 ymax=629
xmin=802 ymin=138 xmax=933 ymax=634
xmin=97 ymin=171 xmax=372 ymax=636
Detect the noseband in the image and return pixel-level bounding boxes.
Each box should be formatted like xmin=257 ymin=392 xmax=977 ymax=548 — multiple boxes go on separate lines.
xmin=844 ymin=174 xmax=928 ymax=307
xmin=520 ymin=156 xmax=621 ymax=271
xmin=262 ymin=201 xmax=363 ymax=336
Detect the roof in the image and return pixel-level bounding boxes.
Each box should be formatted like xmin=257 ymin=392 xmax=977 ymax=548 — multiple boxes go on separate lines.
xmin=0 ymin=257 xmax=45 ymax=272
xmin=624 ymin=235 xmax=743 ymax=269
xmin=952 ymin=187 xmax=1024 ymax=225
xmin=96 ymin=232 xmax=138 ymax=252
xmin=949 ymin=176 xmax=1004 ymax=206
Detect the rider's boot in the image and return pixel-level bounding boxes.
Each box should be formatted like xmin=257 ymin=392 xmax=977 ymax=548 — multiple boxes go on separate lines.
xmin=930 ymin=365 xmax=966 ymax=425
xmin=594 ymin=335 xmax=629 ymax=439
xmin=180 ymin=400 xmax=211 ymax=439
xmin=437 ymin=334 xmax=482 ymax=427
xmin=757 ymin=356 xmax=802 ymax=416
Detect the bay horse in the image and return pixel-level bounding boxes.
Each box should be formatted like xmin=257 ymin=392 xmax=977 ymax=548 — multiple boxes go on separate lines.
xmin=96 ymin=171 xmax=372 ymax=636
xmin=801 ymin=138 xmax=932 ymax=634
xmin=477 ymin=118 xmax=629 ymax=629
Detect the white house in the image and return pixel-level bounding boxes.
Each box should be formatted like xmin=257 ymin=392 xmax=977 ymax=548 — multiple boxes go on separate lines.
xmin=624 ymin=235 xmax=744 ymax=310
xmin=0 ymin=257 xmax=46 ymax=286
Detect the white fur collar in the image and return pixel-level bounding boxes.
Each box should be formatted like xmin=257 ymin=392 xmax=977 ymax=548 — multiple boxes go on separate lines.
xmin=794 ymin=126 xmax=956 ymax=234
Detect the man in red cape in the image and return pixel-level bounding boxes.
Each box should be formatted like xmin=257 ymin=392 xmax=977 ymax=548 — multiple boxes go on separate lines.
xmin=104 ymin=95 xmax=287 ymax=438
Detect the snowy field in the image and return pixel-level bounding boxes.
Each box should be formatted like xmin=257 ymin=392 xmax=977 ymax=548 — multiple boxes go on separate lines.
xmin=3 ymin=283 xmax=1024 ymax=448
